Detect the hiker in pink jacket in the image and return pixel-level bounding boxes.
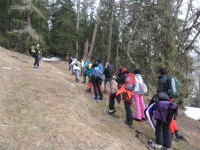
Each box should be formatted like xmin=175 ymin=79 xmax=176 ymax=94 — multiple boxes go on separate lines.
xmin=133 ymin=69 xmax=146 ymax=122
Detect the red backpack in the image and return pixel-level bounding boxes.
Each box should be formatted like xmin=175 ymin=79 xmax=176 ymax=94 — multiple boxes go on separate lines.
xmin=124 ymin=73 xmax=136 ymax=91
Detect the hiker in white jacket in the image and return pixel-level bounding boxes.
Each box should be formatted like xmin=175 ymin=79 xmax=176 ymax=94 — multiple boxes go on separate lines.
xmin=133 ymin=69 xmax=146 ymax=122
xmin=71 ymin=58 xmax=80 ymax=82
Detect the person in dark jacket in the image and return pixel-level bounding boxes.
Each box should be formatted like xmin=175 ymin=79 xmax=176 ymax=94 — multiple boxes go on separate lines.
xmin=103 ymin=63 xmax=113 ymax=94
xmin=157 ymin=68 xmax=184 ymax=141
xmin=68 ymin=56 xmax=73 ymax=71
xmin=146 ymin=68 xmax=178 ymax=149
xmin=32 ymin=44 xmax=41 ymax=68
xmin=108 ymin=67 xmax=134 ymax=129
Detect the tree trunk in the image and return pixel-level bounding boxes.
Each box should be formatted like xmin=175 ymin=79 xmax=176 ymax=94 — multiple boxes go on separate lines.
xmin=88 ymin=0 xmax=102 ymax=61
xmin=76 ymin=0 xmax=80 ymax=59
xmin=83 ymin=39 xmax=89 ymax=60
xmin=116 ymin=45 xmax=119 ymax=73
xmin=106 ymin=0 xmax=114 ymax=63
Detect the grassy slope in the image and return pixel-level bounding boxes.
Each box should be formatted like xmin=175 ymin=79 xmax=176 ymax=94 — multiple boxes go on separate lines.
xmin=0 ymin=47 xmax=199 ymax=150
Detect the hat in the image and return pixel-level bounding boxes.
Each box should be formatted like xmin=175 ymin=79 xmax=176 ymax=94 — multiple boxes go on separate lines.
xmin=134 ymin=69 xmax=140 ymax=74
xmin=120 ymin=67 xmax=127 ymax=74
xmin=96 ymin=59 xmax=101 ymax=64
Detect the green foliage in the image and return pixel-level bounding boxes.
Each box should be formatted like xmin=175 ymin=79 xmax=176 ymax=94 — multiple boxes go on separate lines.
xmin=50 ymin=0 xmax=77 ymax=56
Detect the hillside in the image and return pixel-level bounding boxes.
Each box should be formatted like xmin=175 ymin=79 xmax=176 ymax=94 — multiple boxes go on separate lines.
xmin=0 ymin=47 xmax=199 ymax=150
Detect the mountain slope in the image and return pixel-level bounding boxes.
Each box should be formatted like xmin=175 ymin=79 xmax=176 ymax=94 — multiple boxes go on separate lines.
xmin=0 ymin=47 xmax=199 ymax=150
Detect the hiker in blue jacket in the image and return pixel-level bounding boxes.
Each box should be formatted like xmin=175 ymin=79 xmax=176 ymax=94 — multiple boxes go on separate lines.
xmin=90 ymin=62 xmax=104 ymax=101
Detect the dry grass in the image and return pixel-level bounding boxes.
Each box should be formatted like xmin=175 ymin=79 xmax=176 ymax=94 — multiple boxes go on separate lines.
xmin=0 ymin=46 xmax=199 ymax=150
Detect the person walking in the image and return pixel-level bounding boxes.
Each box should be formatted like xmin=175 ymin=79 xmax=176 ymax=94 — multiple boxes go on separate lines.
xmin=71 ymin=58 xmax=80 ymax=82
xmin=103 ymin=63 xmax=113 ymax=94
xmin=80 ymin=59 xmax=84 ymax=76
xmin=31 ymin=44 xmax=41 ymax=68
xmin=82 ymin=60 xmax=90 ymax=84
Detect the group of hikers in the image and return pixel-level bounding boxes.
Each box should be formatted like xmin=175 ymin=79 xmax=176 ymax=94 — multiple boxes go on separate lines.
xmin=67 ymin=57 xmax=184 ymax=150
xmin=28 ymin=46 xmax=184 ymax=150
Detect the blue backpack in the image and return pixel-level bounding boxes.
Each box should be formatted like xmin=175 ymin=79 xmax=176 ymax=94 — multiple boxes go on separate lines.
xmin=91 ymin=67 xmax=103 ymax=79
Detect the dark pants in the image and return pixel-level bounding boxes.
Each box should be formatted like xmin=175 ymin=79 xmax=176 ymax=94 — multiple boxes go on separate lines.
xmin=80 ymin=67 xmax=84 ymax=76
xmin=155 ymin=109 xmax=174 ymax=148
xmin=83 ymin=71 xmax=87 ymax=83
xmin=34 ymin=53 xmax=40 ymax=67
xmin=92 ymin=78 xmax=103 ymax=98
xmin=109 ymin=92 xmax=116 ymax=110
xmin=109 ymin=92 xmax=133 ymax=125
xmin=124 ymin=101 xmax=133 ymax=124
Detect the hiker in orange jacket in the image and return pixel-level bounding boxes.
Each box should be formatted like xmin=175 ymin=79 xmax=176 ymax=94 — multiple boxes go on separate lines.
xmin=108 ymin=67 xmax=134 ymax=129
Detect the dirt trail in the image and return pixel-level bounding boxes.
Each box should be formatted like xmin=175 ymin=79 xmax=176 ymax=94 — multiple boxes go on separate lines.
xmin=0 ymin=47 xmax=199 ymax=150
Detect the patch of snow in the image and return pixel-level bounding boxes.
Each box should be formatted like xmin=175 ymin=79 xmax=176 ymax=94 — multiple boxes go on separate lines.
xmin=2 ymin=67 xmax=12 ymax=70
xmin=42 ymin=57 xmax=61 ymax=62
xmin=185 ymin=107 xmax=200 ymax=120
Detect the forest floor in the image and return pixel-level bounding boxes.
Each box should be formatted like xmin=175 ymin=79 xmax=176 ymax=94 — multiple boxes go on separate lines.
xmin=0 ymin=46 xmax=199 ymax=150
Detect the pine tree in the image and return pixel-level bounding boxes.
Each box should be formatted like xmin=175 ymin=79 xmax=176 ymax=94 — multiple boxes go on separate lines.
xmin=50 ymin=0 xmax=77 ymax=56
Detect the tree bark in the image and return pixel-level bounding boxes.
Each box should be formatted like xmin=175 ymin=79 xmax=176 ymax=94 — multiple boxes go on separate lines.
xmin=76 ymin=0 xmax=80 ymax=59
xmin=87 ymin=0 xmax=102 ymax=61
xmin=106 ymin=0 xmax=114 ymax=63
xmin=116 ymin=44 xmax=119 ymax=73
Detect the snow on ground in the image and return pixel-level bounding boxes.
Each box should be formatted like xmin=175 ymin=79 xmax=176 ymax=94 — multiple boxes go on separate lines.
xmin=42 ymin=57 xmax=61 ymax=62
xmin=185 ymin=107 xmax=200 ymax=120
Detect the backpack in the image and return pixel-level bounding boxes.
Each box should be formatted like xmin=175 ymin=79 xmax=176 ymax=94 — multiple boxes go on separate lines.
xmin=31 ymin=46 xmax=36 ymax=53
xmin=87 ymin=63 xmax=92 ymax=70
xmin=167 ymin=76 xmax=180 ymax=98
xmin=74 ymin=60 xmax=79 ymax=66
xmin=135 ymin=76 xmax=148 ymax=95
xmin=91 ymin=67 xmax=103 ymax=80
xmin=124 ymin=73 xmax=136 ymax=91
xmin=139 ymin=82 xmax=148 ymax=95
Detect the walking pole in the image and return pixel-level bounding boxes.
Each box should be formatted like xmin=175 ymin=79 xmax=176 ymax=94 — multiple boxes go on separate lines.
xmin=104 ymin=98 xmax=109 ymax=114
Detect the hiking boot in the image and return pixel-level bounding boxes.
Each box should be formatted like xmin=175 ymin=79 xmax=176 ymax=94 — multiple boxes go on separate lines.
xmin=148 ymin=140 xmax=163 ymax=150
xmin=142 ymin=118 xmax=146 ymax=121
xmin=86 ymin=89 xmax=92 ymax=93
xmin=108 ymin=110 xmax=116 ymax=114
xmin=75 ymin=79 xmax=79 ymax=82
xmin=175 ymin=132 xmax=184 ymax=140
xmin=134 ymin=118 xmax=142 ymax=122
xmin=93 ymin=96 xmax=99 ymax=101
xmin=125 ymin=121 xmax=134 ymax=129
xmin=98 ymin=97 xmax=104 ymax=101
xmin=171 ymin=134 xmax=179 ymax=142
